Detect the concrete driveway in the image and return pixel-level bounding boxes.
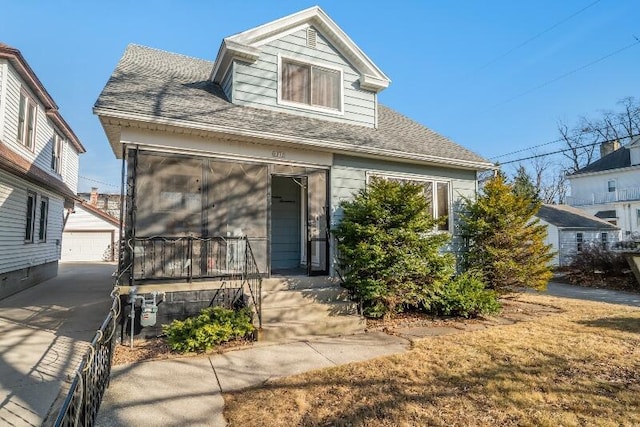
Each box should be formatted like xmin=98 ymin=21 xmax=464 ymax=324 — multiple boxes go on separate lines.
xmin=543 ymin=281 xmax=640 ymax=307
xmin=0 ymin=262 xmax=116 ymax=426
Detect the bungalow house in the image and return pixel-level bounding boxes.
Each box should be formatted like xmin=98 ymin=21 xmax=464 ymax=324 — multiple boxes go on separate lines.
xmin=536 ymin=204 xmax=620 ymax=267
xmin=0 ymin=43 xmax=85 ymax=299
xmin=94 ymin=7 xmax=492 ymax=338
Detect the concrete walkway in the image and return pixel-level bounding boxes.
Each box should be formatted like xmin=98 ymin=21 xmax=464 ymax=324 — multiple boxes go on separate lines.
xmin=543 ymin=281 xmax=640 ymax=307
xmin=0 ymin=262 xmax=115 ymax=426
xmin=96 ymin=332 xmax=409 ymax=426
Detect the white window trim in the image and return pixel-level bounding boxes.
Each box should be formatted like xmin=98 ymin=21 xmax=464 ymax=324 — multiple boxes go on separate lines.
xmin=25 ymin=191 xmax=37 ymax=243
xmin=18 ymin=91 xmax=37 ymax=151
xmin=52 ymin=130 xmax=64 ymax=174
xmin=277 ymin=53 xmax=345 ymax=116
xmin=366 ymin=171 xmax=453 ymax=233
xmin=39 ymin=196 xmax=49 ymax=242
xmin=607 ymin=179 xmax=617 ymax=193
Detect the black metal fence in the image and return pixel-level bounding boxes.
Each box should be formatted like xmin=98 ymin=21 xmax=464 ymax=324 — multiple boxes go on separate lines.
xmin=45 ymin=288 xmax=121 ymax=427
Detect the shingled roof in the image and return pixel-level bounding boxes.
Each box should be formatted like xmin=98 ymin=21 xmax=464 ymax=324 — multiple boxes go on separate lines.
xmin=94 ymin=44 xmax=491 ymax=170
xmin=571 ymin=146 xmax=631 ymax=175
xmin=536 ymin=204 xmax=618 ymax=230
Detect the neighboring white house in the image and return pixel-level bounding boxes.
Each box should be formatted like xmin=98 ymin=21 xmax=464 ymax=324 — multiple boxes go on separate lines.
xmin=536 ymin=204 xmax=620 ymax=267
xmin=62 ymin=199 xmax=119 ymax=262
xmin=567 ymin=137 xmax=640 ymax=240
xmin=94 ymin=6 xmax=494 ymax=284
xmin=0 ymin=43 xmax=85 ymax=299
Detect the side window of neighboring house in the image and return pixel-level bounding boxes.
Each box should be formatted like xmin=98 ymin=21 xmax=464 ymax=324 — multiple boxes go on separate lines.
xmin=607 ymin=179 xmax=616 ymax=193
xmin=369 ymin=174 xmax=451 ymax=231
xmin=601 ymin=232 xmax=608 ymax=250
xmin=576 ymin=232 xmax=584 ymax=253
xmin=637 ymin=209 xmax=640 ymax=228
xmin=280 ymin=58 xmax=342 ymax=112
xmin=39 ymin=197 xmax=49 ymax=242
xmin=25 ymin=191 xmax=37 ymax=243
xmin=18 ymin=92 xmax=37 ymax=150
xmin=51 ymin=131 xmax=64 ymax=173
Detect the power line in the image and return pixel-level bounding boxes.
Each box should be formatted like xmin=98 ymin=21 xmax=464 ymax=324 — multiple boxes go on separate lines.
xmin=79 ymin=175 xmax=120 ymax=189
xmin=490 ymin=118 xmax=640 ymax=160
xmin=475 ymin=0 xmax=602 ymax=72
xmin=485 ymin=37 xmax=640 ymax=112
xmin=498 ymin=133 xmax=640 ymax=166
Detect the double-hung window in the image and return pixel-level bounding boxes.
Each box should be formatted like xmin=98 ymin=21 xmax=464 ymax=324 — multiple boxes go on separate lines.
xmin=39 ymin=197 xmax=49 ymax=242
xmin=52 ymin=132 xmax=64 ymax=173
xmin=25 ymin=191 xmax=37 ymax=243
xmin=576 ymin=232 xmax=584 ymax=253
xmin=369 ymin=174 xmax=451 ymax=231
xmin=18 ymin=92 xmax=37 ymax=150
xmin=280 ymin=59 xmax=341 ymax=111
xmin=600 ymin=232 xmax=608 ymax=250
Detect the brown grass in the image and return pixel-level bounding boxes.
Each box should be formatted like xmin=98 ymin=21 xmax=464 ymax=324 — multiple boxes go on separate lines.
xmin=223 ymin=295 xmax=640 ymax=426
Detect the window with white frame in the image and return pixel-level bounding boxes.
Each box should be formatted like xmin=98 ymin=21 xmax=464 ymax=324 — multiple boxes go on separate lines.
xmin=51 ymin=131 xmax=64 ymax=173
xmin=39 ymin=197 xmax=49 ymax=242
xmin=369 ymin=174 xmax=451 ymax=231
xmin=280 ymin=59 xmax=341 ymax=111
xmin=25 ymin=191 xmax=37 ymax=243
xmin=601 ymin=232 xmax=608 ymax=250
xmin=576 ymin=232 xmax=584 ymax=252
xmin=18 ymin=92 xmax=37 ymax=150
xmin=637 ymin=209 xmax=640 ymax=228
xmin=607 ymin=179 xmax=616 ymax=193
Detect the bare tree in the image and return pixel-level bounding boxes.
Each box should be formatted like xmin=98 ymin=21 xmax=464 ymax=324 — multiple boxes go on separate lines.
xmin=557 ymin=120 xmax=597 ymax=173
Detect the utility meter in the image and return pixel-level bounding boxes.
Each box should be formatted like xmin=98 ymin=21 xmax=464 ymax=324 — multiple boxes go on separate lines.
xmin=140 ymin=305 xmax=158 ymax=327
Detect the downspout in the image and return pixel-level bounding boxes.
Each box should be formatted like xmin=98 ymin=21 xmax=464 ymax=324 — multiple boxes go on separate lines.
xmin=118 ymin=144 xmax=126 ymax=277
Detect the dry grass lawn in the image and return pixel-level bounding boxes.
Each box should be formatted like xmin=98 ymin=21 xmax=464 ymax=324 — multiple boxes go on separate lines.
xmin=224 ymin=295 xmax=640 ymax=426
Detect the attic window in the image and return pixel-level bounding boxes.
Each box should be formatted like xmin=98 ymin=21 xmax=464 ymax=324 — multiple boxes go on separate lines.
xmin=280 ymin=59 xmax=342 ymax=111
xmin=306 ymin=28 xmax=317 ymax=49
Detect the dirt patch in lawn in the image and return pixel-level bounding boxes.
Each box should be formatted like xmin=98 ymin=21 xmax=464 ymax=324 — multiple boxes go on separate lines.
xmin=224 ymin=294 xmax=640 ymax=427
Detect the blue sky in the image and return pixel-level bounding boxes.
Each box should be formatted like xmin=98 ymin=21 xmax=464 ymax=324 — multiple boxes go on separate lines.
xmin=2 ymin=1 xmax=638 ymax=192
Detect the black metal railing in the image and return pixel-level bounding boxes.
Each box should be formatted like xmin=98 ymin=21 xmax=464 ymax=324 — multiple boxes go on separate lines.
xmin=129 ymin=236 xmax=251 ymax=282
xmin=45 ymin=287 xmax=120 ymax=427
xmin=129 ymin=235 xmax=262 ymax=329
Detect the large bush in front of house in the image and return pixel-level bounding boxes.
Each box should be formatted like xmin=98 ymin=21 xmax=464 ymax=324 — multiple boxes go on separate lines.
xmin=565 ymin=245 xmax=637 ymax=289
xmin=333 ymin=177 xmax=499 ymax=318
xmin=460 ymin=173 xmax=554 ymax=293
xmin=163 ymin=306 xmax=254 ymax=353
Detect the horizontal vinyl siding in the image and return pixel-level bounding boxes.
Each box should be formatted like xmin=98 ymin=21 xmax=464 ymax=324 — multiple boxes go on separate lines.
xmin=330 ymin=155 xmax=478 ymax=234
xmin=0 ymin=169 xmax=64 ymax=274
xmin=233 ymin=27 xmax=376 ymax=127
xmin=64 ymin=205 xmax=118 ymax=231
xmin=2 ymin=63 xmax=80 ymax=193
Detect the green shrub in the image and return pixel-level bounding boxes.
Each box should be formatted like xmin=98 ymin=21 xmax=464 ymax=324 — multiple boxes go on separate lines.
xmin=163 ymin=306 xmax=254 ymax=353
xmin=333 ymin=177 xmax=454 ymax=318
xmin=432 ymin=272 xmax=501 ymax=318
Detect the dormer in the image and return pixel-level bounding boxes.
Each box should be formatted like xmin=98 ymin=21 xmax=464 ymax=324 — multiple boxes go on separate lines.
xmin=210 ymin=6 xmax=390 ymax=128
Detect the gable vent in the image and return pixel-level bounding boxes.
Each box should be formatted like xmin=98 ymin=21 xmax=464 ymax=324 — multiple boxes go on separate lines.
xmin=306 ymin=27 xmax=317 ymax=49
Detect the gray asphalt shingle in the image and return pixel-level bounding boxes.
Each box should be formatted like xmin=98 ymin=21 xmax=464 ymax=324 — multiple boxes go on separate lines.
xmin=537 ymin=204 xmax=618 ymax=230
xmin=95 ymin=44 xmax=490 ymax=167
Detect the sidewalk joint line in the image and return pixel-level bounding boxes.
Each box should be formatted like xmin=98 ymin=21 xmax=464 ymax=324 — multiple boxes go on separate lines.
xmin=304 ymin=341 xmax=337 ymax=365
xmin=208 ymin=357 xmax=224 ymax=393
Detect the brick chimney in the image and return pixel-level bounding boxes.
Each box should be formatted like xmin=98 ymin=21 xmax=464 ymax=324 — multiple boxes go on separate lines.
xmin=600 ymin=140 xmax=620 ymax=159
xmin=90 ymin=187 xmax=98 ymax=206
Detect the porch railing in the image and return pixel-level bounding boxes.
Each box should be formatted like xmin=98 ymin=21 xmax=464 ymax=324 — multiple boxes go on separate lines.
xmin=128 ymin=235 xmax=262 ymax=328
xmin=44 ymin=287 xmax=120 ymax=426
xmin=567 ymin=186 xmax=640 ymax=206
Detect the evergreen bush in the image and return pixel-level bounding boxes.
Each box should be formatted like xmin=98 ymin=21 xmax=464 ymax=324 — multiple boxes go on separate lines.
xmin=460 ymin=173 xmax=554 ymax=293
xmin=163 ymin=306 xmax=254 ymax=353
xmin=432 ymin=272 xmax=501 ymax=317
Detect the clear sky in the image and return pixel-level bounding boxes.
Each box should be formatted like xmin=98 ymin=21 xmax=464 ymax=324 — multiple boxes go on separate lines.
xmin=2 ymin=1 xmax=638 ymax=192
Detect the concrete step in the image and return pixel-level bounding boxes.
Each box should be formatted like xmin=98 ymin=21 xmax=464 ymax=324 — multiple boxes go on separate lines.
xmin=259 ymin=316 xmax=367 ymax=342
xmin=262 ymin=276 xmax=340 ymax=292
xmin=262 ymin=287 xmax=352 ymax=305
xmin=262 ymin=301 xmax=358 ymax=322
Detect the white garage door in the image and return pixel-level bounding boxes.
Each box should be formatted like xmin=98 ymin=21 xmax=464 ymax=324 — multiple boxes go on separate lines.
xmin=62 ymin=231 xmax=113 ymax=262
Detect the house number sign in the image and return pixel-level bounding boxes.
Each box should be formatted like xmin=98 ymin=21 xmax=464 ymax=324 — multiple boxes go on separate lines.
xmin=272 ymin=150 xmax=286 ymax=158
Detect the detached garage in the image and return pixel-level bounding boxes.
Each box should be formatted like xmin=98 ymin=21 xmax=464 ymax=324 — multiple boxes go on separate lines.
xmin=62 ymin=200 xmax=119 ymax=262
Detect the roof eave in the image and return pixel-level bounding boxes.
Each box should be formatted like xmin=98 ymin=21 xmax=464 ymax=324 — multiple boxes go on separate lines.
xmin=94 ymin=107 xmax=494 ymax=171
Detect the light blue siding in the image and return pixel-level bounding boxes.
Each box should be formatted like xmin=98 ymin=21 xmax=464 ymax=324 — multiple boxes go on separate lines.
xmin=221 ymin=62 xmax=233 ymax=101
xmin=233 ymin=27 xmax=376 ymax=127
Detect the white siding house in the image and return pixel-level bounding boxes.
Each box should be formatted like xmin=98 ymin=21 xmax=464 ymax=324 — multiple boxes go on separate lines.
xmin=536 ymin=204 xmax=620 ymax=267
xmin=0 ymin=44 xmax=85 ymax=299
xmin=62 ymin=200 xmax=119 ymax=262
xmin=567 ymin=138 xmax=640 ymax=240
